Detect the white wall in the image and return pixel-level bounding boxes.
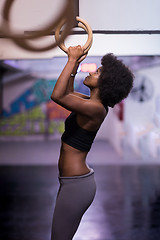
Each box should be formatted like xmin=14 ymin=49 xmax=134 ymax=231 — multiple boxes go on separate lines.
xmin=80 ymin=0 xmax=160 ymax=30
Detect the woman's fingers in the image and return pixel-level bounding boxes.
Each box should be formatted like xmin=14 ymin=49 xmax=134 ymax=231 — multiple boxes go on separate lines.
xmin=68 ymin=45 xmax=85 ymax=60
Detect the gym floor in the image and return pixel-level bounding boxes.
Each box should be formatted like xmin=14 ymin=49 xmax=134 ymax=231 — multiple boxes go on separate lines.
xmin=0 ymin=140 xmax=160 ymax=240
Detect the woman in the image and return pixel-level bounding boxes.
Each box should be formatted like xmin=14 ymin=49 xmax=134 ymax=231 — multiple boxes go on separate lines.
xmin=50 ymin=45 xmax=134 ymax=239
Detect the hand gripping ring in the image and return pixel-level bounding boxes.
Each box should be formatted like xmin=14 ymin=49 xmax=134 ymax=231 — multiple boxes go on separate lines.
xmin=55 ymin=16 xmax=93 ymax=54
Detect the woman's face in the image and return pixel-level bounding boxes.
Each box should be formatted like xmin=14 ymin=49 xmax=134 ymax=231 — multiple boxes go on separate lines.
xmin=83 ymin=67 xmax=102 ymax=88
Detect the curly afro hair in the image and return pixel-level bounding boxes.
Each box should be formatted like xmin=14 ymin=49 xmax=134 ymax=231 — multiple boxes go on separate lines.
xmin=98 ymin=53 xmax=134 ymax=108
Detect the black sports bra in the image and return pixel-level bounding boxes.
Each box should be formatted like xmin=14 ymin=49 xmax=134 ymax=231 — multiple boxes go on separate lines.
xmin=61 ymin=112 xmax=98 ymax=152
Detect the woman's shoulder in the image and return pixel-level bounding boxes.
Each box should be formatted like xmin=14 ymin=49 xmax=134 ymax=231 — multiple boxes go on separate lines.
xmin=98 ymin=106 xmax=108 ymax=123
xmin=76 ymin=103 xmax=108 ymax=131
xmin=93 ymin=101 xmax=108 ymax=118
xmin=86 ymin=99 xmax=108 ymax=115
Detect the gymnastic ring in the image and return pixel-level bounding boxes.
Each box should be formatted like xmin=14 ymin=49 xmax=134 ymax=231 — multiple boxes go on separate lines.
xmin=1 ymin=0 xmax=73 ymax=40
xmin=55 ymin=16 xmax=93 ymax=53
xmin=77 ymin=17 xmax=93 ymax=53
xmin=55 ymin=16 xmax=93 ymax=54
xmin=10 ymin=3 xmax=74 ymax=52
xmin=78 ymin=22 xmax=93 ymax=53
xmin=0 ymin=0 xmax=74 ymax=52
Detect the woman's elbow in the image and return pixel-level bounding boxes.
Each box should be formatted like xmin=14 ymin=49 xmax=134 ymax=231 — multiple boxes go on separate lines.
xmin=50 ymin=92 xmax=58 ymax=102
xmin=50 ymin=92 xmax=62 ymax=104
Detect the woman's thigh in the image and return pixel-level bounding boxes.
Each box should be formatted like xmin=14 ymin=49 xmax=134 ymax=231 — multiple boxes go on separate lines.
xmin=51 ymin=170 xmax=96 ymax=240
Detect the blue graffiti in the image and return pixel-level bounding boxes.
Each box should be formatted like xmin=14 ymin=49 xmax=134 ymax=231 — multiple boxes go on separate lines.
xmin=2 ymin=78 xmax=88 ymax=118
xmin=3 ymin=79 xmax=57 ymax=117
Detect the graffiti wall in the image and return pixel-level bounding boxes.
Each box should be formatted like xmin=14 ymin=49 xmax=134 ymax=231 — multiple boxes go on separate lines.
xmin=0 ymin=78 xmax=72 ymax=136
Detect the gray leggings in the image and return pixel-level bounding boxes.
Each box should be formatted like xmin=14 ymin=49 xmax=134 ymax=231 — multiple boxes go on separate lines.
xmin=51 ymin=168 xmax=96 ymax=240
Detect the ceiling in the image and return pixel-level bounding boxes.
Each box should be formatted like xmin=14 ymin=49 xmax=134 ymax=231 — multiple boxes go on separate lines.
xmin=1 ymin=56 xmax=160 ymax=85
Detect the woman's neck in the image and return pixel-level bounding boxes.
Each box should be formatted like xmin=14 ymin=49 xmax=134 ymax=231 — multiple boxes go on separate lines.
xmin=90 ymin=88 xmax=100 ymax=102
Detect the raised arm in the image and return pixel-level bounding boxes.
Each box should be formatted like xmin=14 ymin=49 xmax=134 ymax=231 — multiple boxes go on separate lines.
xmin=50 ymin=46 xmax=99 ymax=116
xmin=66 ymin=60 xmax=90 ymax=99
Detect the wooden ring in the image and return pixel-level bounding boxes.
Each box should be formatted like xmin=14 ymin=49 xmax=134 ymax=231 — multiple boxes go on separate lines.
xmin=55 ymin=16 xmax=93 ymax=54
xmin=0 ymin=0 xmax=74 ymax=52
xmin=1 ymin=0 xmax=72 ymax=39
xmin=11 ymin=3 xmax=74 ymax=52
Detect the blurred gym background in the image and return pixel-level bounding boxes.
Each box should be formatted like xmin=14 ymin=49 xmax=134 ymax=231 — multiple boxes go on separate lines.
xmin=0 ymin=1 xmax=160 ymax=240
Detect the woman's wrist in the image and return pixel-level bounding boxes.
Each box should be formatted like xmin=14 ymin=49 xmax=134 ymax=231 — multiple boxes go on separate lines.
xmin=68 ymin=57 xmax=81 ymax=67
xmin=68 ymin=57 xmax=78 ymax=63
xmin=70 ymin=73 xmax=77 ymax=77
xmin=66 ymin=57 xmax=80 ymax=78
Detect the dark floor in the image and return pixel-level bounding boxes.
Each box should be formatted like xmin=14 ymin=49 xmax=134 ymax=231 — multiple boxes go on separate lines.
xmin=1 ymin=165 xmax=160 ymax=240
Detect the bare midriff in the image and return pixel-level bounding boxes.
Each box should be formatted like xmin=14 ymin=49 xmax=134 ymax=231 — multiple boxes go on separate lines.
xmin=58 ymin=141 xmax=91 ymax=177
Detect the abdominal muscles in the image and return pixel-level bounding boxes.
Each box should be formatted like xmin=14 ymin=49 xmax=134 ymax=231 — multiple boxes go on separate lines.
xmin=58 ymin=141 xmax=90 ymax=177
